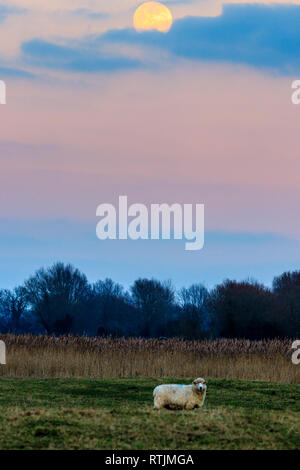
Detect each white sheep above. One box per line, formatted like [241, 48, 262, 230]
[153, 378, 207, 410]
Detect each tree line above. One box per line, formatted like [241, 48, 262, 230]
[0, 262, 299, 339]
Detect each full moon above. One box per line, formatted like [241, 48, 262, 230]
[134, 2, 173, 33]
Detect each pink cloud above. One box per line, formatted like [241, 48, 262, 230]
[1, 64, 299, 237]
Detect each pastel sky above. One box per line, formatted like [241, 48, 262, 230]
[1, 0, 300, 289]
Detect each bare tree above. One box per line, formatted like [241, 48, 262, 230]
[177, 284, 209, 339]
[131, 278, 175, 337]
[178, 284, 208, 310]
[23, 262, 90, 335]
[89, 279, 136, 337]
[209, 280, 281, 339]
[273, 271, 300, 336]
[0, 287, 27, 330]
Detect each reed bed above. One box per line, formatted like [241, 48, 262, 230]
[0, 335, 298, 383]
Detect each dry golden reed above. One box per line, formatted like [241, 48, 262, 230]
[0, 335, 298, 384]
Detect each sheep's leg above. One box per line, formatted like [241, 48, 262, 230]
[185, 402, 195, 410]
[153, 396, 163, 410]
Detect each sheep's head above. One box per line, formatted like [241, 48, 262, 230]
[192, 377, 207, 394]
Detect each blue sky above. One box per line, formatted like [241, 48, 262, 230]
[1, 218, 300, 290]
[0, 0, 300, 290]
[0, 4, 300, 76]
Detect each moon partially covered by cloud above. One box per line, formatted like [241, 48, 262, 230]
[134, 2, 173, 33]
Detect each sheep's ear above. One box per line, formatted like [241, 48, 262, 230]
[192, 380, 197, 385]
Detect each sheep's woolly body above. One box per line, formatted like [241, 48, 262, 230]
[153, 378, 207, 410]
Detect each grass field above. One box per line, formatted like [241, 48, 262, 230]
[0, 377, 299, 450]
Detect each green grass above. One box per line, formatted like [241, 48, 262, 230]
[0, 377, 299, 450]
